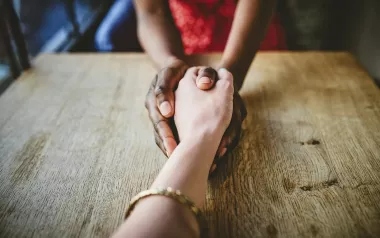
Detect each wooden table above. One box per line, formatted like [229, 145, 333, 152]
[0, 53, 379, 237]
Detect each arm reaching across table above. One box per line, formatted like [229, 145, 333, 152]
[112, 68, 234, 238]
[134, 0, 257, 159]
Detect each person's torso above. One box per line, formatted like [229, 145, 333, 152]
[169, 0, 286, 54]
[169, 0, 237, 54]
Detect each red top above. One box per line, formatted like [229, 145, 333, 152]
[169, 0, 287, 54]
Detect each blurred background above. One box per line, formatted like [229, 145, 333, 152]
[1, 0, 379, 91]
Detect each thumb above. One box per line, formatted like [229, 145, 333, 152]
[216, 68, 234, 93]
[196, 67, 218, 90]
[155, 74, 175, 118]
[155, 66, 185, 118]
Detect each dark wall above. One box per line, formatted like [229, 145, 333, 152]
[279, 0, 347, 50]
[279, 0, 379, 84]
[343, 0, 380, 84]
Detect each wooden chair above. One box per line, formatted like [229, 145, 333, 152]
[0, 0, 31, 80]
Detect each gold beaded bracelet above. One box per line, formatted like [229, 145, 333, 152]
[125, 187, 203, 224]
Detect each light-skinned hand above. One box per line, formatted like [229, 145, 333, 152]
[174, 67, 234, 146]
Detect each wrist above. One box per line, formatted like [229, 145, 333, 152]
[180, 127, 223, 152]
[175, 132, 220, 168]
[163, 56, 188, 69]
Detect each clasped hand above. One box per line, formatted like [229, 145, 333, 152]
[145, 59, 246, 171]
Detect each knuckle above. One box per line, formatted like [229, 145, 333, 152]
[154, 85, 167, 97]
[154, 119, 177, 140]
[159, 67, 174, 80]
[146, 103, 158, 121]
[223, 80, 232, 89]
[228, 133, 241, 149]
[148, 113, 165, 134]
[159, 66, 171, 75]
[155, 69, 173, 93]
[228, 75, 234, 84]
[153, 118, 168, 130]
[154, 136, 161, 147]
[145, 80, 156, 109]
[222, 70, 232, 78]
[220, 69, 233, 79]
[241, 105, 247, 119]
[151, 74, 158, 87]
[144, 93, 153, 109]
[154, 131, 162, 145]
[230, 141, 238, 150]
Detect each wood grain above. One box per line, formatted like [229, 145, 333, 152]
[0, 53, 379, 237]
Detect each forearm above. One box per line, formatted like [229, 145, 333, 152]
[113, 131, 221, 238]
[151, 131, 220, 206]
[220, 0, 276, 89]
[134, 1, 185, 68]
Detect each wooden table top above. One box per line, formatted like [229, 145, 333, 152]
[0, 53, 379, 237]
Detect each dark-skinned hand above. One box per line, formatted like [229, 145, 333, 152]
[145, 60, 246, 173]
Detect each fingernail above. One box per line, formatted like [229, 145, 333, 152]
[219, 68, 228, 73]
[210, 164, 217, 173]
[159, 101, 172, 117]
[219, 147, 227, 157]
[198, 76, 212, 84]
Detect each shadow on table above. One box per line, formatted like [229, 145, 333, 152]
[205, 88, 281, 237]
[208, 87, 270, 183]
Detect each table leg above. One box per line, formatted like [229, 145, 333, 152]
[5, 0, 31, 70]
[0, 8, 20, 79]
